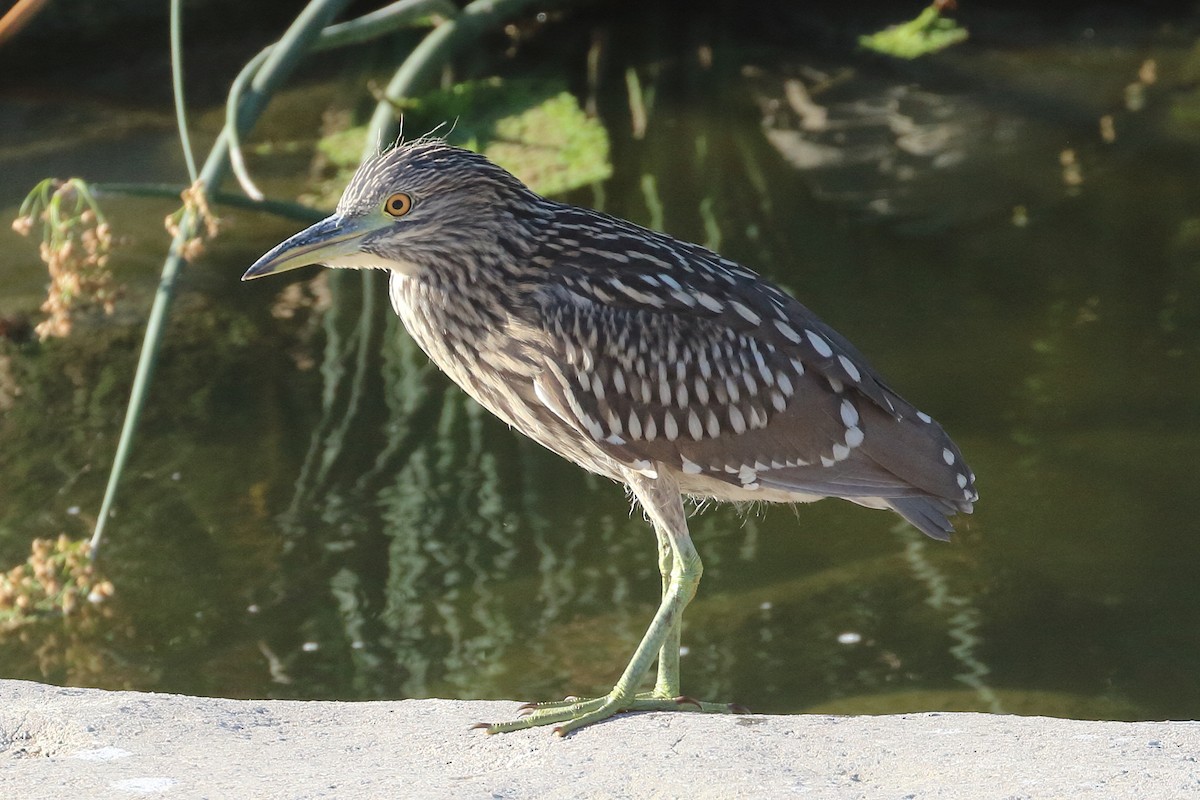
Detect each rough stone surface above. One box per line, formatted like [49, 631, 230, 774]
[1, 679, 1198, 798]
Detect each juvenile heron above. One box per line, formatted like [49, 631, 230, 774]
[244, 139, 977, 735]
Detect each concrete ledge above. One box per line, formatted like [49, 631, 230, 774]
[1, 679, 1197, 798]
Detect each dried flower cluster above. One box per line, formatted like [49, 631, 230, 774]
[164, 180, 221, 262]
[0, 534, 114, 631]
[12, 178, 122, 340]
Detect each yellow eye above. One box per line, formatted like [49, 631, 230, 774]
[384, 192, 413, 217]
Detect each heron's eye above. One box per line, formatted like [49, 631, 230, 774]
[384, 192, 413, 217]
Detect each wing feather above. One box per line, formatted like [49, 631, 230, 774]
[509, 207, 977, 527]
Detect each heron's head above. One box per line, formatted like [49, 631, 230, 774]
[243, 140, 538, 282]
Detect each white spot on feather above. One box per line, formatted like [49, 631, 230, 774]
[676, 383, 689, 409]
[663, 412, 679, 441]
[840, 399, 859, 428]
[749, 404, 767, 429]
[743, 372, 758, 396]
[706, 409, 721, 438]
[731, 301, 761, 325]
[806, 330, 834, 357]
[582, 414, 604, 440]
[774, 320, 802, 343]
[695, 292, 724, 313]
[628, 410, 643, 439]
[845, 426, 864, 448]
[533, 379, 555, 411]
[838, 355, 861, 382]
[670, 290, 697, 307]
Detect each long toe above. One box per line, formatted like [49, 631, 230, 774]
[476, 693, 745, 736]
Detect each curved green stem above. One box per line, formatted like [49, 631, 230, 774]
[227, 0, 457, 200]
[225, 49, 273, 201]
[169, 0, 198, 182]
[363, 0, 556, 153]
[90, 182, 327, 223]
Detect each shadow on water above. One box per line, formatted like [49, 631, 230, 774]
[2, 5, 1200, 722]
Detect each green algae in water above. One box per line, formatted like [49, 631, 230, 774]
[318, 79, 611, 197]
[858, 4, 968, 60]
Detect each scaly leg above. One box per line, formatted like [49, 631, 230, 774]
[478, 470, 741, 736]
[652, 521, 682, 697]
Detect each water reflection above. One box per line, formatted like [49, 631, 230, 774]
[263, 273, 764, 701]
[3, 10, 1200, 722]
[247, 263, 998, 714]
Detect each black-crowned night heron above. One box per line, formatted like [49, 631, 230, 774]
[244, 139, 977, 736]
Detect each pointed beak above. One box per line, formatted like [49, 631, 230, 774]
[242, 214, 375, 280]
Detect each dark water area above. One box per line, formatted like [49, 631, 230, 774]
[1, 4, 1199, 722]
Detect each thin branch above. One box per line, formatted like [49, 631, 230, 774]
[170, 0, 198, 182]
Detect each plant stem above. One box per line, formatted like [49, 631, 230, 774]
[170, 0, 198, 182]
[227, 0, 457, 199]
[363, 0, 556, 153]
[90, 183, 327, 223]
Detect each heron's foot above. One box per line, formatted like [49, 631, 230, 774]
[473, 691, 746, 736]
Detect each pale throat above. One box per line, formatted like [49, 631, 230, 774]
[326, 251, 422, 277]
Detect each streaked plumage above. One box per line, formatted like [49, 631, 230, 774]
[245, 139, 977, 734]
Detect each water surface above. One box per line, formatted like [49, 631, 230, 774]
[1, 9, 1199, 722]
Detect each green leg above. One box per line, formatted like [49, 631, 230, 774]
[652, 517, 682, 697]
[478, 470, 741, 736]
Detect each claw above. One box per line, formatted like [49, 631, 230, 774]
[674, 695, 704, 710]
[469, 722, 495, 733]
